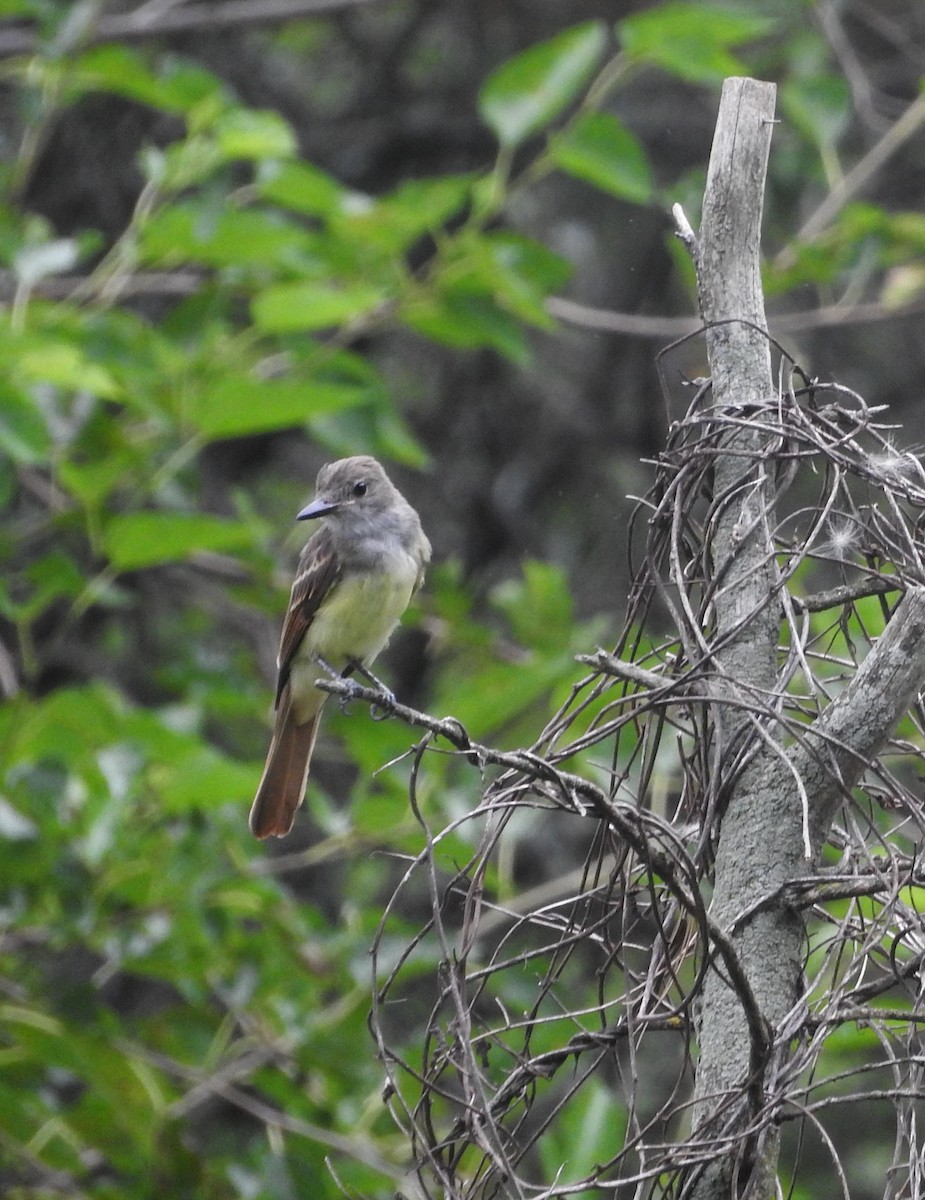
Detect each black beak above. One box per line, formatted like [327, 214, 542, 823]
[296, 497, 339, 521]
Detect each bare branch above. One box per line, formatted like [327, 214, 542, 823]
[776, 90, 925, 267]
[0, 0, 378, 57]
[546, 293, 925, 338]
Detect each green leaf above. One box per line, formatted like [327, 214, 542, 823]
[20, 551, 85, 619]
[142, 136, 225, 193]
[366, 405, 430, 467]
[307, 397, 429, 467]
[407, 230, 569, 336]
[491, 560, 574, 654]
[619, 4, 774, 84]
[338, 175, 473, 254]
[2, 684, 122, 771]
[58, 453, 135, 509]
[551, 111, 653, 202]
[71, 45, 223, 114]
[213, 108, 298, 161]
[16, 342, 120, 399]
[189, 376, 369, 438]
[251, 280, 385, 333]
[139, 204, 316, 269]
[479, 21, 607, 147]
[482, 233, 572, 326]
[440, 651, 572, 737]
[5, 1020, 165, 1170]
[0, 385, 50, 463]
[257, 160, 347, 218]
[102, 512, 252, 570]
[150, 744, 257, 813]
[402, 290, 530, 363]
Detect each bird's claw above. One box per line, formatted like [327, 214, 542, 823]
[345, 659, 395, 719]
[369, 687, 396, 721]
[314, 657, 396, 717]
[337, 679, 366, 714]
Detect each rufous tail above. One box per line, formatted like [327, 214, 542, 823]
[249, 687, 321, 839]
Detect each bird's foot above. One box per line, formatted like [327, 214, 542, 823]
[313, 656, 363, 711]
[346, 659, 396, 718]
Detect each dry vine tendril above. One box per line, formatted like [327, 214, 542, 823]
[313, 346, 925, 1198]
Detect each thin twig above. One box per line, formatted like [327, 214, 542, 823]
[0, 0, 378, 56]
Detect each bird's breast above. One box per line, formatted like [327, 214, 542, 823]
[295, 548, 420, 677]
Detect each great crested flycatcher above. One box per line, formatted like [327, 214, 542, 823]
[249, 455, 431, 840]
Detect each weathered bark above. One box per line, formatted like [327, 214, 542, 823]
[687, 77, 799, 1200]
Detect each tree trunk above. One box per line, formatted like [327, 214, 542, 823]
[686, 77, 925, 1199]
[686, 76, 801, 1200]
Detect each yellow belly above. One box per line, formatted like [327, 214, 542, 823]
[287, 563, 417, 721]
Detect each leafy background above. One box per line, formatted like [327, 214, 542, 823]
[1, 0, 925, 1196]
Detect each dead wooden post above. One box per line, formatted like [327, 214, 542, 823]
[683, 77, 925, 1199]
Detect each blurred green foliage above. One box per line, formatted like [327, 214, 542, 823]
[0, 1, 923, 1197]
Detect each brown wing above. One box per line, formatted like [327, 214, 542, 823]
[274, 525, 341, 707]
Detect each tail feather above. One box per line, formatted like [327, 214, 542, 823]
[249, 686, 322, 839]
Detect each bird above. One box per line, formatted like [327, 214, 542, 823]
[249, 455, 431, 839]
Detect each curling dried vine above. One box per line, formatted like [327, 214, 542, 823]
[315, 351, 925, 1198]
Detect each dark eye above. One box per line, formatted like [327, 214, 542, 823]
[352, 480, 367, 497]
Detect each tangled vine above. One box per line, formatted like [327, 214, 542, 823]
[321, 350, 925, 1199]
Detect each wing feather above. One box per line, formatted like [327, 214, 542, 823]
[274, 526, 341, 706]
